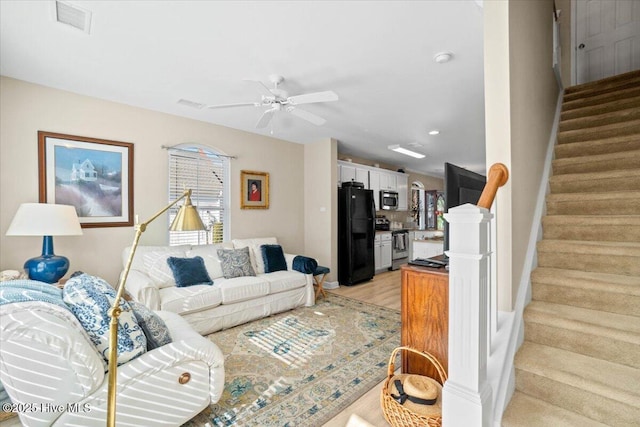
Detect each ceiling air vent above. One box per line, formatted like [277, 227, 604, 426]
[54, 1, 92, 34]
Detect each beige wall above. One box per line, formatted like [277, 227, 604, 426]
[485, 0, 560, 310]
[304, 138, 338, 281]
[557, 0, 573, 86]
[0, 77, 305, 285]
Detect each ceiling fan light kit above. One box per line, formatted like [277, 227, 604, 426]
[180, 75, 338, 129]
[388, 145, 426, 159]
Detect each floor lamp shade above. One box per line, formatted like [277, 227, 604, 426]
[6, 203, 83, 283]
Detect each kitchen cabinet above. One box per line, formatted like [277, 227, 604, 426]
[369, 171, 381, 210]
[374, 232, 392, 271]
[337, 160, 409, 211]
[379, 172, 397, 191]
[401, 264, 449, 382]
[397, 174, 408, 211]
[339, 162, 369, 188]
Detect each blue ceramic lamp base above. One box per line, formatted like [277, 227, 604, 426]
[25, 236, 70, 284]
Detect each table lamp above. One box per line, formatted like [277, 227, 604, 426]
[5, 203, 83, 283]
[107, 189, 205, 427]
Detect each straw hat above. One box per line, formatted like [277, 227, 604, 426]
[387, 373, 442, 417]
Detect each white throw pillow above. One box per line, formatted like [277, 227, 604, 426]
[232, 237, 278, 275]
[143, 252, 177, 288]
[186, 243, 232, 280]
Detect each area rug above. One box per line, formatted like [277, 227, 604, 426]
[182, 294, 401, 427]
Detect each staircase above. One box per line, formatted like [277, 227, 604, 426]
[502, 70, 640, 426]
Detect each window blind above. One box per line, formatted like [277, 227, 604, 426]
[168, 147, 228, 246]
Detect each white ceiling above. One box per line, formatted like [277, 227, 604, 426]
[0, 0, 486, 177]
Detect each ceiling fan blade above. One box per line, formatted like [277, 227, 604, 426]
[287, 91, 338, 105]
[243, 79, 275, 97]
[205, 102, 259, 110]
[256, 107, 278, 128]
[287, 107, 327, 126]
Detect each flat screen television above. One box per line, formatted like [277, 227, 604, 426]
[443, 162, 487, 255]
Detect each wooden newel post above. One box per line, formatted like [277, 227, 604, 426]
[477, 163, 509, 209]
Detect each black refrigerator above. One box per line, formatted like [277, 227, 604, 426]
[338, 183, 375, 286]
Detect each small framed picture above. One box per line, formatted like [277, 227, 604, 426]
[38, 131, 134, 228]
[240, 170, 269, 209]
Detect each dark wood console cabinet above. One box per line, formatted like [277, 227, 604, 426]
[400, 264, 449, 383]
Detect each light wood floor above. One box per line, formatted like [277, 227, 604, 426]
[322, 269, 401, 427]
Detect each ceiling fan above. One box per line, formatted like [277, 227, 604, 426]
[179, 74, 338, 128]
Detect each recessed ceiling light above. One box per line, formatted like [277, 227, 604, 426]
[428, 130, 440, 135]
[388, 145, 425, 159]
[433, 52, 453, 64]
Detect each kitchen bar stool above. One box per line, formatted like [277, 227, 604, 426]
[313, 266, 330, 300]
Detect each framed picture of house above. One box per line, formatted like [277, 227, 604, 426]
[240, 170, 269, 209]
[38, 131, 134, 228]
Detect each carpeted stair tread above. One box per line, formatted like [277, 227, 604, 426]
[525, 300, 640, 335]
[559, 106, 640, 133]
[561, 95, 640, 122]
[554, 134, 640, 158]
[537, 240, 640, 276]
[564, 70, 640, 96]
[531, 267, 640, 316]
[552, 148, 640, 175]
[563, 76, 640, 103]
[562, 86, 640, 112]
[502, 391, 609, 427]
[549, 168, 640, 193]
[524, 302, 640, 368]
[541, 215, 640, 242]
[546, 191, 640, 215]
[514, 342, 640, 425]
[557, 118, 640, 144]
[532, 267, 640, 294]
[515, 342, 640, 404]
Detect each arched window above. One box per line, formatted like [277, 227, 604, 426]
[167, 144, 230, 246]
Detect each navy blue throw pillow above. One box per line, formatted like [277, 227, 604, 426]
[167, 256, 213, 287]
[261, 244, 288, 273]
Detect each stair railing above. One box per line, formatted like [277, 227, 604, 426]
[442, 163, 509, 427]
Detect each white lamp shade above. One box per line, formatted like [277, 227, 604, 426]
[6, 203, 83, 236]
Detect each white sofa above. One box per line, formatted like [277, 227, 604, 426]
[122, 237, 315, 335]
[0, 298, 225, 427]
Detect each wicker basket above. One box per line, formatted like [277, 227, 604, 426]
[380, 346, 447, 427]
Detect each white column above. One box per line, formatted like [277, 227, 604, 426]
[442, 204, 493, 427]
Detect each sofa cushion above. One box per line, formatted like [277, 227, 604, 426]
[63, 273, 146, 365]
[261, 244, 288, 273]
[261, 270, 307, 295]
[129, 301, 172, 350]
[143, 249, 189, 289]
[232, 237, 278, 274]
[159, 284, 223, 315]
[218, 276, 269, 304]
[186, 243, 233, 280]
[217, 247, 256, 279]
[167, 256, 213, 288]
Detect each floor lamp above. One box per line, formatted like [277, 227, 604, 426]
[107, 189, 206, 427]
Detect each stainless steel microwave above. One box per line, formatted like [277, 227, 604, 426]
[380, 190, 399, 210]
